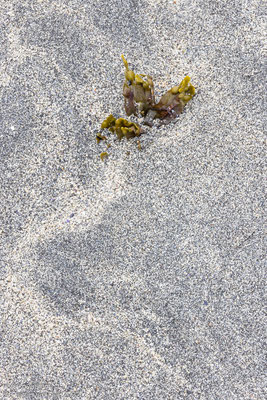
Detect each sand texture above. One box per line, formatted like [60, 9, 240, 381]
[0, 0, 266, 399]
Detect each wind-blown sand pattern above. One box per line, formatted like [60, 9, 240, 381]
[0, 0, 266, 399]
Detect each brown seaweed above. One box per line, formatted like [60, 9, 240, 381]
[96, 133, 107, 143]
[121, 55, 195, 126]
[97, 56, 196, 160]
[122, 54, 155, 117]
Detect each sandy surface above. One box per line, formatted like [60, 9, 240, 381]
[0, 0, 266, 399]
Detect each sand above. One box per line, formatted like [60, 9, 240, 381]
[0, 0, 266, 399]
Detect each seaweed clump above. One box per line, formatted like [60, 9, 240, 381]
[97, 55, 196, 159]
[97, 114, 141, 160]
[101, 114, 141, 140]
[121, 54, 155, 117]
[121, 55, 195, 126]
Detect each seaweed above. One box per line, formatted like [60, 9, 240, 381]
[101, 114, 141, 140]
[97, 55, 196, 159]
[121, 54, 155, 117]
[100, 152, 108, 161]
[144, 76, 195, 126]
[96, 133, 107, 143]
[121, 55, 195, 126]
[136, 140, 142, 150]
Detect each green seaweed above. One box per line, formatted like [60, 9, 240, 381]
[101, 114, 141, 140]
[97, 55, 196, 159]
[100, 152, 108, 161]
[121, 55, 195, 126]
[144, 76, 196, 126]
[122, 54, 155, 117]
[101, 114, 116, 130]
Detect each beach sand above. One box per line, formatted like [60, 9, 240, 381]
[0, 0, 266, 398]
